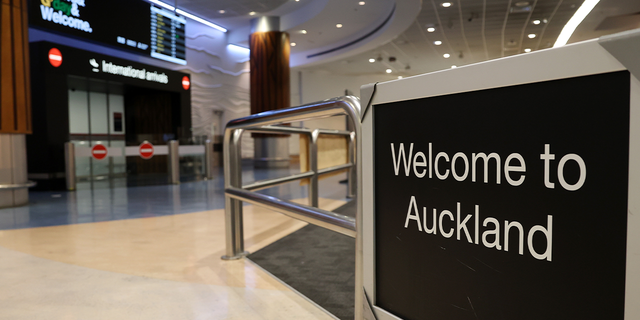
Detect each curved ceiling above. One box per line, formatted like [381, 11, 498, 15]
[176, 0, 640, 76]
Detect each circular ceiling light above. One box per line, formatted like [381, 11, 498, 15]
[524, 48, 531, 52]
[427, 27, 436, 32]
[336, 23, 343, 28]
[369, 58, 375, 63]
[451, 65, 457, 68]
[291, 42, 297, 47]
[528, 33, 536, 39]
[532, 19, 540, 25]
[249, 11, 256, 16]
[397, 76, 403, 79]
[443, 53, 450, 58]
[434, 40, 442, 45]
[359, 1, 365, 5]
[386, 69, 392, 73]
[301, 30, 307, 34]
[218, 10, 225, 14]
[441, 2, 452, 7]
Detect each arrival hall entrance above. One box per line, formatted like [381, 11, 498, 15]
[28, 42, 194, 190]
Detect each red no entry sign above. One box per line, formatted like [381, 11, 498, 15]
[139, 141, 154, 159]
[182, 76, 190, 90]
[48, 48, 62, 67]
[91, 144, 108, 160]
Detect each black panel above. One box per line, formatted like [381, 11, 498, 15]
[373, 71, 630, 320]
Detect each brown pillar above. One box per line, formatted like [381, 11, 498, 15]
[0, 0, 32, 207]
[249, 16, 291, 168]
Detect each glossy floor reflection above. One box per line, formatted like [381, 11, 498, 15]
[0, 165, 349, 319]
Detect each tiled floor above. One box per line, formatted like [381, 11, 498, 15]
[0, 166, 350, 319]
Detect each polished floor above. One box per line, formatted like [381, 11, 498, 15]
[0, 166, 350, 319]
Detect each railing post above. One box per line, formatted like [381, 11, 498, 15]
[348, 131, 356, 199]
[64, 142, 76, 191]
[205, 139, 214, 180]
[308, 129, 320, 208]
[222, 128, 248, 260]
[168, 140, 180, 184]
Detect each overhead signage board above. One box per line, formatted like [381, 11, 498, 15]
[32, 42, 190, 92]
[360, 31, 640, 320]
[30, 0, 187, 65]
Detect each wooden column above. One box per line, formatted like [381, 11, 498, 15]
[249, 31, 290, 114]
[0, 0, 31, 134]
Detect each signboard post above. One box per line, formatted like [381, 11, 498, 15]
[360, 30, 640, 320]
[91, 144, 107, 160]
[139, 141, 154, 159]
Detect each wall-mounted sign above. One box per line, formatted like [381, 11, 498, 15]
[48, 47, 62, 67]
[30, 0, 187, 65]
[91, 144, 107, 160]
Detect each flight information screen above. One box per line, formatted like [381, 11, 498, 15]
[30, 0, 187, 65]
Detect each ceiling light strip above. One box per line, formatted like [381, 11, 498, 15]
[553, 0, 599, 47]
[147, 0, 227, 32]
[534, 0, 563, 50]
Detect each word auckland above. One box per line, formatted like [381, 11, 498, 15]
[405, 196, 553, 261]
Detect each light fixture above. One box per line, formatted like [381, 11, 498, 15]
[528, 33, 536, 39]
[443, 53, 450, 58]
[249, 11, 256, 16]
[441, 2, 452, 7]
[451, 65, 457, 68]
[301, 30, 307, 34]
[386, 69, 392, 73]
[228, 44, 250, 54]
[149, 0, 227, 32]
[532, 19, 540, 25]
[397, 76, 403, 79]
[369, 58, 375, 63]
[218, 10, 225, 14]
[434, 40, 442, 45]
[524, 48, 531, 52]
[554, 0, 600, 47]
[359, 1, 365, 5]
[427, 27, 436, 32]
[336, 23, 343, 28]
[291, 42, 296, 47]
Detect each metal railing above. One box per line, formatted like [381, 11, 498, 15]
[222, 96, 363, 319]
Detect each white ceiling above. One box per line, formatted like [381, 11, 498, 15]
[175, 0, 640, 77]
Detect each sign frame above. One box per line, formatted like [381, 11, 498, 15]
[360, 30, 640, 320]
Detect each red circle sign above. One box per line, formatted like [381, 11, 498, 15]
[182, 76, 190, 90]
[91, 144, 108, 160]
[139, 142, 154, 159]
[48, 48, 62, 67]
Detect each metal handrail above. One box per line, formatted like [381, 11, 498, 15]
[221, 96, 363, 319]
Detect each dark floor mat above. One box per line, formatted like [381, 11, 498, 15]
[248, 200, 357, 320]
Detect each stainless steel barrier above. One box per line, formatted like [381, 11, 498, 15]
[65, 142, 76, 191]
[221, 96, 363, 319]
[204, 140, 214, 180]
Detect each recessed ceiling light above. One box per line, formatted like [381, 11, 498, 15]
[218, 10, 225, 14]
[434, 40, 442, 45]
[301, 30, 307, 34]
[441, 2, 452, 7]
[249, 11, 256, 16]
[336, 23, 343, 28]
[451, 65, 457, 68]
[397, 76, 403, 79]
[386, 69, 392, 73]
[524, 48, 531, 52]
[528, 33, 536, 38]
[443, 53, 450, 58]
[515, 1, 530, 7]
[291, 42, 296, 47]
[359, 1, 365, 5]
[532, 19, 541, 25]
[427, 27, 436, 32]
[369, 58, 375, 63]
